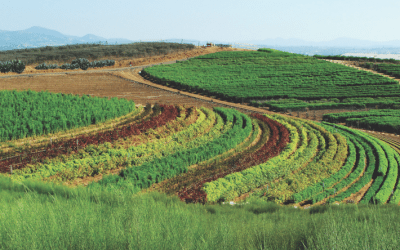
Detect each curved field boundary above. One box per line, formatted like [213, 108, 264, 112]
[150, 116, 267, 197]
[365, 132, 400, 204]
[298, 129, 364, 206]
[88, 108, 253, 193]
[178, 114, 287, 203]
[0, 105, 178, 173]
[258, 118, 347, 205]
[307, 135, 365, 206]
[230, 117, 322, 204]
[204, 115, 296, 202]
[0, 105, 146, 157]
[320, 123, 393, 204]
[9, 106, 204, 184]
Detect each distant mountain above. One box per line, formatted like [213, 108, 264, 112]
[0, 26, 134, 51]
[2, 26, 400, 52]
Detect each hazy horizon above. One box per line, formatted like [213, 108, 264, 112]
[1, 0, 400, 42]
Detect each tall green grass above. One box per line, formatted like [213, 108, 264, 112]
[0, 176, 399, 249]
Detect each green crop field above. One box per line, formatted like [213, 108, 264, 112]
[0, 90, 135, 142]
[142, 49, 400, 110]
[323, 109, 400, 134]
[362, 62, 400, 78]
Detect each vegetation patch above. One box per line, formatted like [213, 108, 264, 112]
[323, 109, 400, 134]
[0, 90, 135, 142]
[142, 49, 400, 106]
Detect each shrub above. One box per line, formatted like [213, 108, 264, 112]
[72, 58, 90, 70]
[35, 63, 59, 70]
[0, 60, 25, 74]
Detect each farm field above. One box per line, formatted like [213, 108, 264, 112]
[143, 49, 400, 111]
[323, 109, 400, 134]
[2, 46, 400, 249]
[2, 88, 400, 249]
[2, 89, 400, 206]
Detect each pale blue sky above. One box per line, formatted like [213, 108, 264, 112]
[2, 0, 400, 42]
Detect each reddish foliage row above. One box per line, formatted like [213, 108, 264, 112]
[178, 113, 290, 204]
[0, 105, 179, 173]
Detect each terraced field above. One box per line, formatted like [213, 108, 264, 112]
[1, 89, 399, 208]
[4, 47, 400, 250]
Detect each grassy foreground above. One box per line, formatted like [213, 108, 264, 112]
[0, 178, 399, 250]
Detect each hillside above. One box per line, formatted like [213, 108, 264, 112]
[1, 48, 400, 249]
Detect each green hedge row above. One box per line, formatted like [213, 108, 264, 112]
[35, 59, 115, 70]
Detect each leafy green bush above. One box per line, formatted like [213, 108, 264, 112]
[0, 60, 25, 73]
[35, 63, 59, 70]
[89, 60, 115, 68]
[59, 63, 80, 70]
[72, 58, 90, 70]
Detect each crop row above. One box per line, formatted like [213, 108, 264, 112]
[10, 106, 193, 183]
[319, 123, 398, 204]
[203, 114, 299, 202]
[90, 108, 254, 194]
[26, 107, 220, 185]
[0, 104, 178, 173]
[176, 117, 261, 203]
[0, 90, 136, 142]
[217, 117, 329, 203]
[292, 130, 359, 204]
[258, 118, 348, 204]
[362, 63, 400, 78]
[358, 133, 397, 204]
[61, 106, 221, 184]
[308, 134, 365, 204]
[313, 55, 400, 63]
[251, 98, 400, 112]
[363, 133, 400, 204]
[323, 110, 400, 134]
[178, 113, 287, 203]
[142, 50, 400, 103]
[154, 116, 268, 198]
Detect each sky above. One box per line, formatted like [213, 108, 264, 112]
[1, 0, 400, 42]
